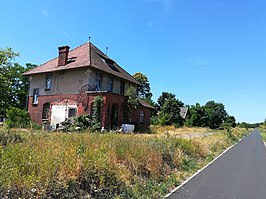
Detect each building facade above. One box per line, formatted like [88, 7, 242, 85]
[23, 42, 153, 131]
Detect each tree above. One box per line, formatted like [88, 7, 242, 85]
[204, 101, 227, 129]
[185, 103, 208, 127]
[159, 97, 183, 126]
[156, 92, 184, 111]
[156, 92, 184, 127]
[0, 47, 37, 118]
[0, 47, 19, 66]
[223, 116, 236, 128]
[0, 47, 19, 117]
[126, 87, 138, 110]
[133, 72, 152, 100]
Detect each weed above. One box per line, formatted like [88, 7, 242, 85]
[0, 127, 249, 198]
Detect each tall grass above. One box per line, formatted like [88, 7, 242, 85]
[259, 124, 266, 141]
[0, 127, 249, 198]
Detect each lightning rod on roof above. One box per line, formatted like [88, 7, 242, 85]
[106, 47, 109, 55]
[88, 36, 91, 42]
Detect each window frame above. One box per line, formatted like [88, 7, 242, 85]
[96, 72, 103, 91]
[108, 76, 114, 92]
[68, 108, 77, 118]
[139, 110, 145, 124]
[32, 88, 39, 104]
[42, 102, 50, 120]
[45, 73, 52, 90]
[120, 80, 125, 95]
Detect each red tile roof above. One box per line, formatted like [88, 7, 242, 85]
[23, 42, 140, 85]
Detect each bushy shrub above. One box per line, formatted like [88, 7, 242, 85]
[91, 96, 104, 132]
[5, 107, 30, 128]
[60, 96, 103, 132]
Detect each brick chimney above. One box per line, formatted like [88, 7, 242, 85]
[58, 45, 70, 66]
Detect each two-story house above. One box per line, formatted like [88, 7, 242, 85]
[23, 42, 154, 131]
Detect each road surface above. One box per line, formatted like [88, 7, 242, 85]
[167, 129, 266, 199]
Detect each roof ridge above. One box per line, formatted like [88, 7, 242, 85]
[89, 43, 140, 85]
[37, 42, 89, 68]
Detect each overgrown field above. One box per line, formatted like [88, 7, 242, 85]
[0, 127, 249, 198]
[259, 124, 266, 141]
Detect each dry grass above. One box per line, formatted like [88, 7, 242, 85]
[0, 126, 249, 198]
[151, 125, 214, 135]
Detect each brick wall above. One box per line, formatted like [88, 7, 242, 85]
[28, 93, 88, 125]
[28, 92, 151, 131]
[128, 107, 151, 132]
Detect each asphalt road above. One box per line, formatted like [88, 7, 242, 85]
[167, 129, 266, 199]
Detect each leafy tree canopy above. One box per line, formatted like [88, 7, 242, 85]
[156, 92, 184, 127]
[156, 92, 184, 111]
[223, 115, 236, 128]
[126, 87, 138, 110]
[133, 72, 152, 100]
[204, 101, 227, 129]
[0, 47, 37, 118]
[185, 103, 208, 127]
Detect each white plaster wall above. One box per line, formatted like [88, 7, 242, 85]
[29, 67, 137, 96]
[50, 104, 77, 128]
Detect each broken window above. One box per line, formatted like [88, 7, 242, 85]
[139, 110, 145, 124]
[32, 88, 39, 104]
[96, 72, 103, 91]
[108, 76, 114, 92]
[42, 103, 50, 119]
[68, 108, 77, 117]
[46, 73, 52, 90]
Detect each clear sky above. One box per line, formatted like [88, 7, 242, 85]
[1, 0, 266, 123]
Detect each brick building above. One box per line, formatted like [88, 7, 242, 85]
[23, 42, 154, 131]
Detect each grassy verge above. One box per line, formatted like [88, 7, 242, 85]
[0, 127, 249, 198]
[259, 124, 266, 141]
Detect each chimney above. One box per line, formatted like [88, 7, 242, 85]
[58, 45, 70, 66]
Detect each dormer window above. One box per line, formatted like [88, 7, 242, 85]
[98, 53, 120, 72]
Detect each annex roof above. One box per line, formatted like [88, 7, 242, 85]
[23, 42, 140, 85]
[138, 99, 155, 109]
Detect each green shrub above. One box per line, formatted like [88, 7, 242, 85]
[6, 107, 30, 128]
[91, 96, 104, 132]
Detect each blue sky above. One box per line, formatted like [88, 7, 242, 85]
[1, 0, 266, 123]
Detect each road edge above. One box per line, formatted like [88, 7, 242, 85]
[164, 131, 252, 198]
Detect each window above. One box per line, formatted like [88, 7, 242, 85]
[108, 76, 114, 92]
[139, 110, 145, 124]
[46, 73, 52, 90]
[32, 88, 39, 104]
[42, 103, 50, 119]
[120, 80, 125, 95]
[96, 72, 103, 91]
[68, 108, 77, 117]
